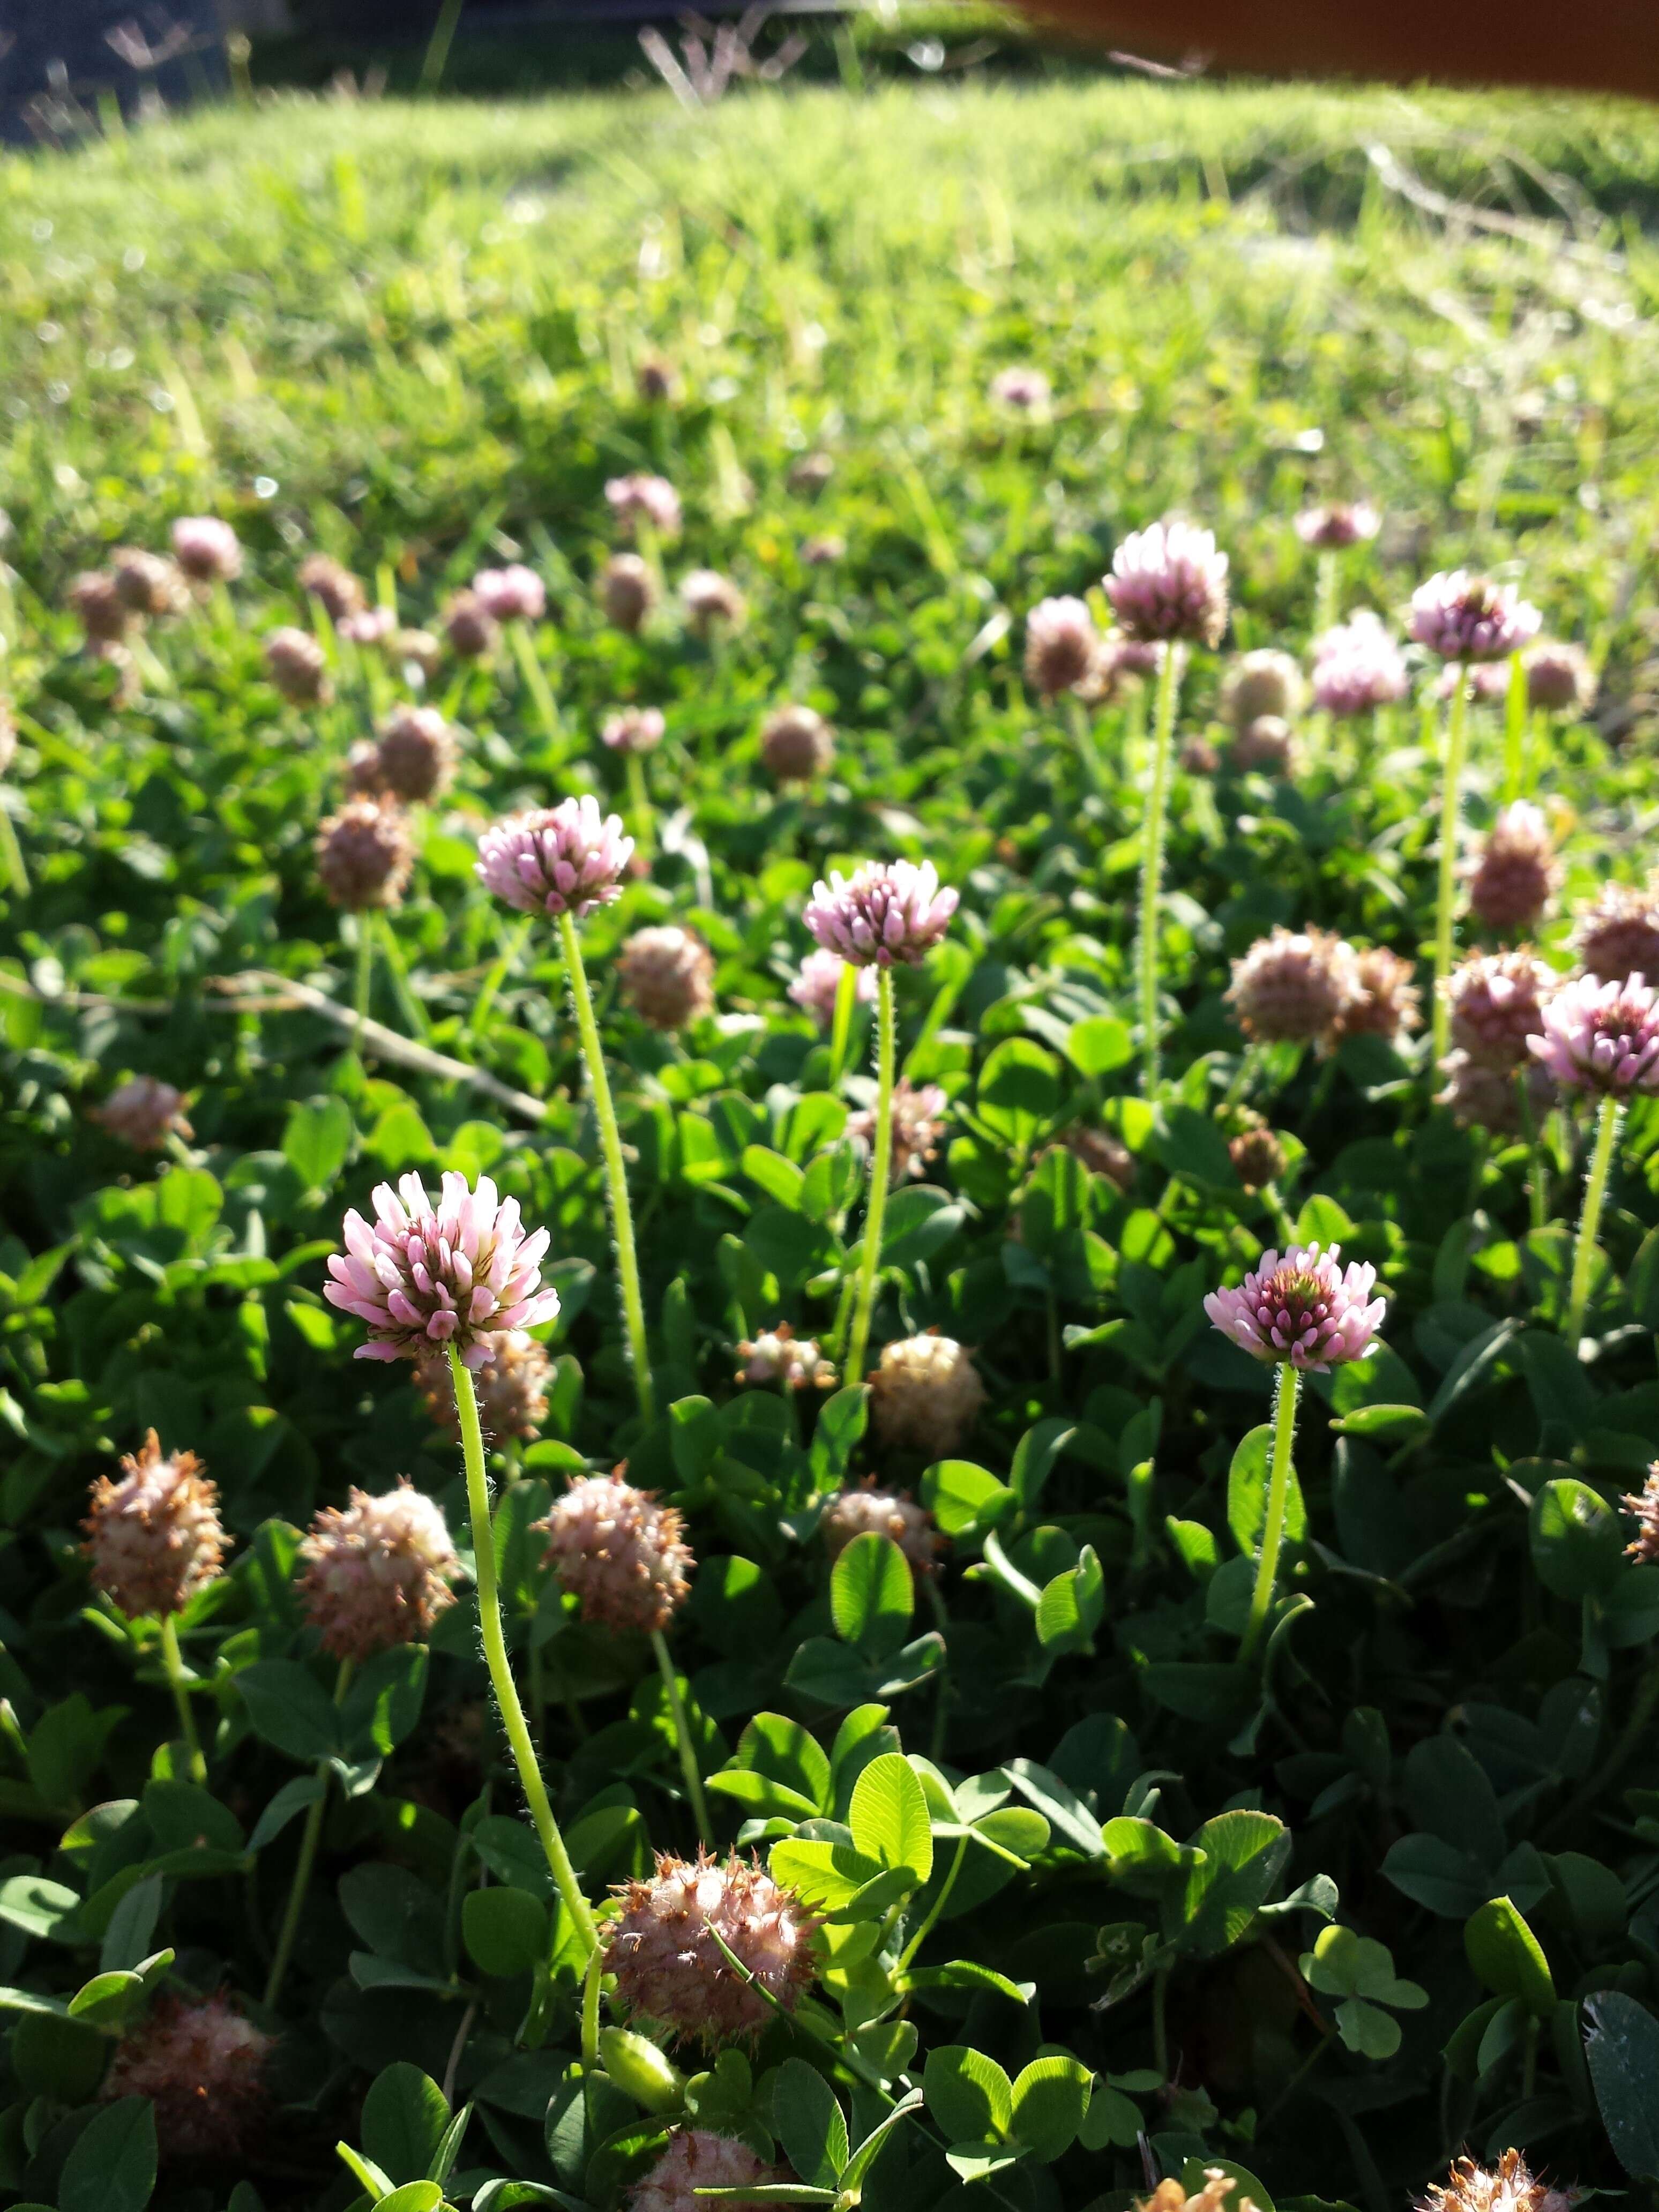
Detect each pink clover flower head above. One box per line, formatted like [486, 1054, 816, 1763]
[1295, 500, 1381, 549]
[602, 706, 666, 754]
[1529, 973, 1659, 1097]
[1311, 612, 1409, 716]
[990, 365, 1051, 412]
[476, 797, 634, 920]
[1105, 520, 1229, 648]
[339, 605, 397, 647]
[1024, 596, 1101, 699]
[325, 1171, 561, 1367]
[1408, 570, 1541, 662]
[170, 516, 241, 582]
[1204, 1243, 1385, 1372]
[804, 859, 958, 968]
[788, 948, 877, 1027]
[473, 563, 546, 624]
[606, 473, 682, 537]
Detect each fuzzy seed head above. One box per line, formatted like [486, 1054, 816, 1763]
[630, 2133, 782, 2212]
[473, 563, 545, 624]
[788, 948, 877, 1027]
[111, 547, 188, 617]
[1230, 716, 1297, 776]
[823, 1477, 942, 1574]
[1572, 882, 1659, 986]
[1229, 1126, 1287, 1191]
[419, 1328, 553, 1444]
[619, 925, 716, 1032]
[1529, 972, 1659, 1096]
[69, 570, 131, 643]
[602, 554, 658, 633]
[373, 705, 458, 804]
[1467, 803, 1560, 932]
[1024, 596, 1101, 699]
[1311, 612, 1409, 716]
[475, 796, 634, 920]
[102, 1992, 272, 2162]
[606, 474, 683, 537]
[1436, 1050, 1555, 1136]
[264, 625, 331, 705]
[539, 1471, 693, 1634]
[1622, 1464, 1659, 1563]
[170, 516, 241, 582]
[1106, 521, 1230, 648]
[761, 703, 836, 782]
[298, 554, 364, 623]
[298, 1479, 459, 1661]
[443, 589, 498, 659]
[1295, 501, 1380, 549]
[1226, 926, 1360, 1048]
[804, 859, 958, 969]
[1223, 648, 1304, 728]
[1335, 946, 1422, 1045]
[1445, 951, 1555, 1067]
[1525, 639, 1595, 714]
[847, 1077, 947, 1184]
[681, 569, 745, 631]
[1409, 571, 1541, 662]
[1415, 2150, 1576, 2212]
[85, 1431, 226, 1618]
[316, 796, 414, 911]
[606, 1851, 816, 2046]
[1204, 1242, 1385, 1371]
[94, 1075, 193, 1151]
[869, 1332, 985, 1455]
[602, 706, 666, 754]
[325, 1170, 561, 1367]
[736, 1322, 836, 1392]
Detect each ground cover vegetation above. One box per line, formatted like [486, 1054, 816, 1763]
[1, 69, 1658, 2212]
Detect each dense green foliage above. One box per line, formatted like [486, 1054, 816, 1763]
[1, 72, 1658, 2212]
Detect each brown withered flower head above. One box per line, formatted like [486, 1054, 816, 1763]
[1229, 1123, 1288, 1192]
[618, 925, 716, 1032]
[869, 1332, 985, 1456]
[373, 705, 458, 804]
[1414, 2150, 1576, 2212]
[606, 1850, 817, 2048]
[419, 1328, 552, 1445]
[443, 589, 499, 660]
[1334, 946, 1422, 1047]
[102, 1992, 273, 2163]
[537, 1469, 693, 1634]
[1622, 1463, 1659, 1563]
[298, 1478, 460, 1662]
[602, 553, 657, 634]
[68, 570, 131, 645]
[85, 1431, 226, 1619]
[1056, 1124, 1135, 1191]
[1230, 716, 1297, 776]
[111, 547, 188, 618]
[821, 1477, 943, 1576]
[1571, 881, 1659, 987]
[760, 703, 836, 783]
[316, 796, 414, 911]
[846, 1078, 947, 1185]
[1226, 926, 1360, 1049]
[735, 1322, 836, 1392]
[1444, 950, 1555, 1068]
[630, 2133, 782, 2212]
[1467, 803, 1560, 934]
[298, 554, 364, 624]
[264, 626, 332, 706]
[94, 1075, 193, 1152]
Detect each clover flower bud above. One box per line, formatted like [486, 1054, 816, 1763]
[989, 365, 1050, 412]
[602, 706, 666, 754]
[419, 1328, 553, 1444]
[264, 625, 331, 705]
[325, 1171, 561, 1366]
[602, 552, 657, 632]
[1467, 802, 1560, 932]
[298, 554, 364, 623]
[538, 1470, 692, 1634]
[1023, 597, 1101, 699]
[630, 2133, 782, 2212]
[443, 589, 498, 659]
[171, 516, 242, 583]
[1226, 926, 1360, 1048]
[736, 1322, 836, 1392]
[847, 1077, 947, 1184]
[102, 1992, 272, 2162]
[374, 705, 458, 804]
[1415, 2150, 1577, 2212]
[1621, 1464, 1659, 1564]
[1311, 612, 1408, 716]
[473, 563, 545, 624]
[316, 796, 414, 911]
[1445, 951, 1555, 1067]
[1334, 946, 1421, 1046]
[619, 925, 715, 1031]
[788, 948, 877, 1027]
[789, 451, 834, 495]
[1229, 1125, 1288, 1191]
[606, 474, 683, 538]
[1222, 648, 1303, 728]
[1571, 882, 1659, 987]
[760, 703, 835, 782]
[804, 860, 957, 968]
[84, 1431, 226, 1618]
[1295, 501, 1381, 549]
[111, 547, 188, 617]
[869, 1332, 985, 1454]
[298, 1479, 460, 1661]
[1106, 521, 1229, 648]
[606, 1851, 816, 2046]
[1204, 1243, 1385, 1371]
[681, 569, 745, 632]
[94, 1075, 193, 1151]
[68, 570, 130, 644]
[1529, 973, 1659, 1097]
[822, 1477, 941, 1574]
[1525, 639, 1595, 715]
[1230, 716, 1297, 776]
[1409, 571, 1541, 662]
[475, 796, 634, 920]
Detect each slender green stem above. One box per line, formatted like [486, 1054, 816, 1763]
[581, 1942, 603, 2070]
[418, 0, 465, 93]
[352, 914, 375, 1038]
[625, 750, 654, 863]
[1575, 1651, 1659, 1819]
[468, 914, 533, 1043]
[264, 1657, 353, 2009]
[1313, 549, 1339, 641]
[1136, 644, 1181, 1093]
[376, 911, 431, 1040]
[159, 1612, 206, 1786]
[846, 967, 896, 1385]
[0, 805, 29, 898]
[1242, 1365, 1302, 1665]
[827, 959, 859, 1089]
[1502, 663, 1528, 803]
[449, 1344, 600, 1962]
[510, 620, 561, 744]
[1565, 1095, 1623, 1348]
[898, 1834, 968, 1971]
[557, 911, 654, 1423]
[1065, 693, 1106, 801]
[651, 1628, 713, 1843]
[1430, 676, 1471, 1064]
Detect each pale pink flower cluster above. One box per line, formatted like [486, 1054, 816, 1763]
[1571, 881, 1659, 985]
[1295, 501, 1380, 549]
[1226, 927, 1359, 1048]
[339, 605, 396, 647]
[804, 860, 957, 968]
[1525, 639, 1595, 714]
[1106, 521, 1229, 648]
[847, 1077, 948, 1183]
[1467, 802, 1560, 932]
[102, 1993, 272, 2161]
[298, 1479, 460, 1661]
[606, 1851, 816, 2046]
[299, 554, 363, 623]
[475, 796, 634, 920]
[602, 707, 666, 754]
[84, 1432, 226, 1619]
[1311, 612, 1409, 716]
[539, 1470, 693, 1634]
[472, 563, 545, 623]
[788, 948, 877, 1027]
[1445, 951, 1555, 1066]
[1409, 571, 1541, 662]
[325, 1172, 560, 1367]
[1204, 1243, 1385, 1372]
[1024, 596, 1101, 699]
[869, 1332, 985, 1453]
[680, 569, 745, 630]
[736, 1323, 836, 1392]
[606, 473, 682, 537]
[821, 1478, 942, 1575]
[619, 925, 716, 1031]
[990, 365, 1051, 412]
[1529, 974, 1659, 1096]
[170, 516, 241, 582]
[630, 2133, 781, 2212]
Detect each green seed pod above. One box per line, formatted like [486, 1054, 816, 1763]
[599, 2025, 684, 2113]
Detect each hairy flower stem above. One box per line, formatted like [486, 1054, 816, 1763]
[827, 959, 860, 1090]
[1565, 1095, 1623, 1348]
[510, 620, 561, 744]
[557, 911, 655, 1423]
[449, 1344, 600, 1964]
[264, 1657, 353, 2009]
[1430, 677, 1471, 1064]
[0, 806, 28, 899]
[1066, 694, 1107, 801]
[846, 967, 896, 1385]
[468, 915, 533, 1044]
[1136, 644, 1181, 1093]
[625, 751, 655, 863]
[1242, 1366, 1302, 1665]
[159, 1612, 206, 1785]
[650, 1628, 713, 1843]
